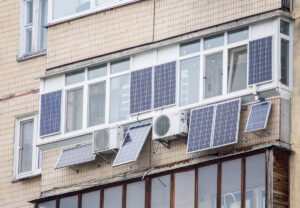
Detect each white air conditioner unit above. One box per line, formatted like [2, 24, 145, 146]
[93, 127, 124, 154]
[152, 111, 188, 141]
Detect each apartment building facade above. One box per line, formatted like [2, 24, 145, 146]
[0, 0, 298, 207]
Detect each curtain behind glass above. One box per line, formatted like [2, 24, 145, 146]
[19, 120, 33, 173]
[66, 88, 83, 132]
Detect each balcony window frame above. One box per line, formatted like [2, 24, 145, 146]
[14, 114, 41, 180]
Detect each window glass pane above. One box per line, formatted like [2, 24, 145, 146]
[25, 28, 32, 53]
[180, 40, 200, 56]
[110, 58, 130, 74]
[60, 196, 78, 208]
[38, 148, 42, 169]
[198, 164, 217, 208]
[280, 20, 290, 36]
[26, 0, 33, 24]
[38, 0, 48, 50]
[281, 39, 289, 86]
[109, 74, 130, 123]
[228, 46, 247, 92]
[228, 27, 248, 44]
[88, 82, 106, 127]
[82, 191, 100, 208]
[126, 181, 145, 208]
[53, 0, 91, 19]
[66, 88, 83, 132]
[246, 154, 266, 208]
[104, 186, 122, 208]
[66, 70, 85, 85]
[19, 120, 33, 174]
[204, 52, 223, 98]
[96, 0, 117, 7]
[221, 159, 241, 208]
[88, 64, 107, 80]
[38, 200, 56, 208]
[151, 175, 171, 208]
[180, 56, 200, 106]
[175, 170, 195, 208]
[204, 34, 224, 50]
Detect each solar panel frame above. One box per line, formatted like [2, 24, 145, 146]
[130, 67, 153, 115]
[186, 105, 216, 153]
[55, 143, 96, 169]
[248, 36, 273, 86]
[245, 101, 271, 132]
[153, 61, 177, 109]
[212, 98, 241, 148]
[40, 90, 62, 137]
[113, 123, 152, 167]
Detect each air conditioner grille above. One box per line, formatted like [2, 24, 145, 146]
[155, 115, 170, 137]
[94, 128, 110, 151]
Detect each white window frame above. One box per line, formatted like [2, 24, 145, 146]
[38, 18, 293, 144]
[14, 115, 41, 180]
[19, 0, 47, 58]
[48, 0, 139, 24]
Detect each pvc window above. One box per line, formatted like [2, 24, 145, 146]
[82, 191, 101, 208]
[279, 19, 291, 87]
[19, 0, 48, 57]
[15, 115, 41, 179]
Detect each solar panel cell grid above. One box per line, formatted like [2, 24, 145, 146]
[40, 90, 62, 136]
[187, 106, 215, 153]
[130, 67, 152, 114]
[113, 123, 152, 167]
[212, 99, 241, 147]
[245, 101, 271, 132]
[55, 143, 96, 169]
[248, 36, 272, 85]
[154, 61, 176, 108]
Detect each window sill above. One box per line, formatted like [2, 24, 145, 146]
[17, 49, 46, 62]
[12, 171, 41, 183]
[45, 0, 141, 28]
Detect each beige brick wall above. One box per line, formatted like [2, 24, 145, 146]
[41, 99, 281, 193]
[45, 0, 283, 69]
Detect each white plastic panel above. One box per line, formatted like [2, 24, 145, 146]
[133, 51, 154, 69]
[251, 20, 274, 40]
[43, 75, 64, 92]
[157, 45, 178, 64]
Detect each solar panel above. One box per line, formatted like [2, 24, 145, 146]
[113, 123, 152, 167]
[212, 99, 241, 147]
[55, 143, 96, 169]
[130, 67, 152, 114]
[154, 61, 176, 108]
[187, 105, 215, 153]
[248, 36, 272, 85]
[245, 101, 271, 132]
[40, 90, 62, 136]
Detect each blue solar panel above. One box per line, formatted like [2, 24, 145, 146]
[55, 143, 96, 169]
[245, 101, 271, 132]
[248, 36, 272, 85]
[187, 105, 215, 153]
[212, 99, 241, 147]
[40, 90, 62, 136]
[154, 61, 176, 108]
[130, 67, 152, 114]
[113, 123, 152, 167]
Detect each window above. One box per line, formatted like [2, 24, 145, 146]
[228, 27, 248, 44]
[221, 159, 242, 208]
[204, 52, 223, 98]
[174, 170, 195, 208]
[104, 186, 123, 208]
[204, 34, 224, 50]
[82, 191, 101, 208]
[66, 88, 84, 132]
[15, 115, 41, 178]
[126, 181, 145, 208]
[228, 46, 248, 92]
[50, 0, 137, 22]
[280, 20, 290, 87]
[151, 175, 171, 208]
[20, 0, 48, 56]
[60, 196, 78, 208]
[88, 82, 106, 127]
[38, 200, 56, 208]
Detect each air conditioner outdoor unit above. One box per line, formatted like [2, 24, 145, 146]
[152, 111, 188, 141]
[93, 127, 124, 154]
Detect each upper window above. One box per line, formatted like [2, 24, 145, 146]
[15, 115, 41, 179]
[279, 19, 291, 87]
[19, 0, 48, 57]
[50, 0, 138, 22]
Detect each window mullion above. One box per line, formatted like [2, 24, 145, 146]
[241, 157, 246, 208]
[217, 162, 222, 208]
